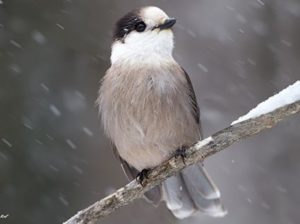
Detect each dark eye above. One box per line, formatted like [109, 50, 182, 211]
[135, 22, 146, 32]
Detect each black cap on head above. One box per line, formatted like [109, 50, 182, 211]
[113, 9, 143, 41]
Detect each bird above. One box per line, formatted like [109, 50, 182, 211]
[97, 6, 227, 219]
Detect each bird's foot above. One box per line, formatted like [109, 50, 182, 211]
[174, 145, 188, 165]
[136, 168, 151, 185]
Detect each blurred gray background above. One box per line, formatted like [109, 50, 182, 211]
[0, 0, 299, 223]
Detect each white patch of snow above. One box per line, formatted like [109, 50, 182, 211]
[232, 81, 300, 125]
[195, 136, 213, 149]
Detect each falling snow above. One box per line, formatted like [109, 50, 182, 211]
[32, 30, 47, 45]
[280, 39, 292, 47]
[66, 139, 77, 150]
[1, 138, 12, 148]
[73, 165, 83, 174]
[276, 186, 287, 193]
[0, 152, 8, 160]
[49, 164, 59, 172]
[59, 195, 69, 206]
[56, 23, 65, 30]
[257, 0, 265, 6]
[9, 64, 21, 73]
[63, 91, 86, 112]
[9, 40, 22, 49]
[261, 202, 271, 210]
[34, 139, 43, 145]
[49, 104, 62, 117]
[2, 2, 300, 223]
[82, 127, 94, 137]
[197, 63, 208, 73]
[22, 116, 33, 130]
[40, 83, 50, 92]
[236, 13, 247, 24]
[247, 58, 257, 66]
[46, 134, 54, 141]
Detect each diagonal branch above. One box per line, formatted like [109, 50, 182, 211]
[64, 99, 300, 224]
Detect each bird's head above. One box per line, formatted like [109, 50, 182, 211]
[110, 6, 176, 64]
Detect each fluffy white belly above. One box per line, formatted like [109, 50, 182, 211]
[99, 62, 200, 171]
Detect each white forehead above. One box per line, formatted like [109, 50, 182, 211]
[140, 6, 169, 26]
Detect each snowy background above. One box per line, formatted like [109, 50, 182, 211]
[0, 0, 300, 224]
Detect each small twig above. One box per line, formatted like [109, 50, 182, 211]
[64, 100, 300, 224]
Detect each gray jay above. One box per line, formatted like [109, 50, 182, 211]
[97, 6, 226, 219]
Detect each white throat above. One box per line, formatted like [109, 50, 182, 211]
[110, 30, 174, 64]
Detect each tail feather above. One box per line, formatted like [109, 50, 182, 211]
[162, 163, 227, 219]
[163, 175, 196, 218]
[181, 164, 220, 199]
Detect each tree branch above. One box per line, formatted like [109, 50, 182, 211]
[64, 100, 300, 224]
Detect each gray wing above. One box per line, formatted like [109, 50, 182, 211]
[111, 143, 138, 180]
[181, 67, 203, 136]
[111, 143, 162, 205]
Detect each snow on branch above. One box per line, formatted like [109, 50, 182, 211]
[232, 81, 300, 124]
[64, 81, 300, 224]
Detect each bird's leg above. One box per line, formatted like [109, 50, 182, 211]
[174, 145, 188, 165]
[136, 168, 151, 185]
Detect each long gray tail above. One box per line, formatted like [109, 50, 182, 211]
[162, 163, 227, 219]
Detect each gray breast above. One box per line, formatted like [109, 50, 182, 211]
[98, 61, 201, 171]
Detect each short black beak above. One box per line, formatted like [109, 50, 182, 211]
[158, 18, 176, 30]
